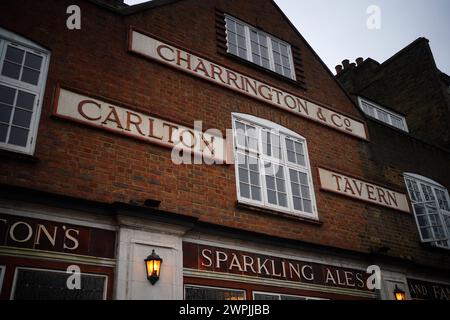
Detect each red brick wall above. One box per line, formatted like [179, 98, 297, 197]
[0, 0, 448, 271]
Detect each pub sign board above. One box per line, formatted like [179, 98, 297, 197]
[129, 28, 368, 141]
[0, 214, 116, 259]
[408, 278, 450, 300]
[183, 242, 374, 293]
[54, 87, 227, 163]
[318, 167, 411, 213]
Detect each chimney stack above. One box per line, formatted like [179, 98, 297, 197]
[335, 65, 343, 75]
[356, 57, 364, 66]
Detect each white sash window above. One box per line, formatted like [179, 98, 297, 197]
[404, 173, 450, 249]
[233, 113, 317, 219]
[225, 15, 295, 80]
[0, 27, 50, 155]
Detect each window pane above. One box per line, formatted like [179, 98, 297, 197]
[254, 293, 280, 300]
[293, 197, 303, 211]
[239, 168, 249, 183]
[0, 104, 13, 123]
[1, 61, 21, 80]
[238, 47, 247, 59]
[12, 109, 32, 128]
[0, 123, 8, 142]
[228, 44, 238, 55]
[303, 200, 312, 213]
[21, 67, 40, 85]
[13, 269, 106, 300]
[0, 85, 16, 105]
[267, 189, 277, 205]
[186, 286, 245, 300]
[240, 183, 251, 199]
[252, 186, 262, 201]
[226, 18, 236, 32]
[16, 91, 35, 111]
[24, 53, 43, 70]
[8, 126, 28, 146]
[236, 23, 245, 37]
[377, 110, 389, 123]
[5, 46, 25, 64]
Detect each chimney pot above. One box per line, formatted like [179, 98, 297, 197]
[342, 59, 350, 69]
[356, 57, 364, 66]
[349, 63, 356, 69]
[335, 65, 343, 74]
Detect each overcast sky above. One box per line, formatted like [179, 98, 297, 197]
[124, 0, 450, 75]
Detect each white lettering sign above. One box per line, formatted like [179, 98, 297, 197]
[318, 167, 411, 213]
[54, 88, 227, 163]
[129, 28, 368, 140]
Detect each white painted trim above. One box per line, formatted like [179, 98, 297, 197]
[184, 269, 375, 299]
[10, 266, 108, 300]
[0, 246, 116, 267]
[131, 239, 179, 250]
[184, 284, 246, 300]
[404, 173, 446, 188]
[0, 265, 5, 295]
[0, 206, 118, 231]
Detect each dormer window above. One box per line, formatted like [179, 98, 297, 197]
[224, 15, 296, 81]
[358, 97, 408, 132]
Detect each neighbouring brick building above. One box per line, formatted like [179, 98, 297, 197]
[0, 0, 448, 300]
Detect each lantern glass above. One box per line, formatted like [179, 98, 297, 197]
[394, 286, 406, 301]
[145, 250, 162, 285]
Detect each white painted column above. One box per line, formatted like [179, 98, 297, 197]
[114, 215, 190, 300]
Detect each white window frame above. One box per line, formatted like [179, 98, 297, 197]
[224, 14, 296, 81]
[0, 265, 5, 295]
[404, 173, 450, 250]
[184, 284, 246, 300]
[252, 291, 327, 300]
[0, 27, 50, 155]
[10, 267, 108, 300]
[357, 97, 409, 132]
[232, 113, 318, 220]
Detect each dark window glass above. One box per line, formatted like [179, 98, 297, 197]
[0, 124, 7, 142]
[8, 126, 28, 146]
[21, 67, 40, 85]
[185, 286, 245, 300]
[12, 109, 32, 128]
[1, 61, 21, 80]
[16, 91, 35, 111]
[5, 46, 24, 64]
[13, 269, 106, 300]
[0, 104, 13, 123]
[24, 53, 43, 70]
[0, 85, 16, 105]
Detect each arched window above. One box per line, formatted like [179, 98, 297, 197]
[232, 113, 318, 219]
[0, 27, 50, 155]
[404, 173, 450, 249]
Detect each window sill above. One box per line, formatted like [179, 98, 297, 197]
[236, 201, 322, 226]
[0, 148, 39, 163]
[219, 51, 306, 90]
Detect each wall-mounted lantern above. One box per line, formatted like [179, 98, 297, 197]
[394, 285, 407, 301]
[145, 249, 163, 285]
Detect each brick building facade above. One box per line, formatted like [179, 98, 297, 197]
[0, 0, 449, 300]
